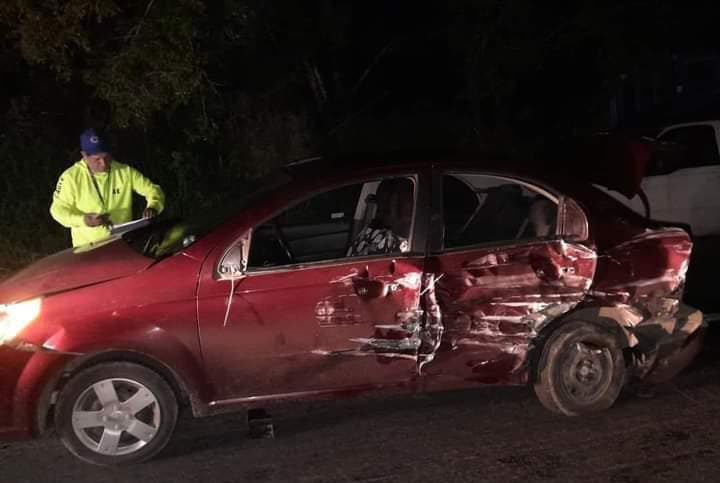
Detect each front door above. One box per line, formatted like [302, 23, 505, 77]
[197, 173, 429, 402]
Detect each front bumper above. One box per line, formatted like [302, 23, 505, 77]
[0, 345, 74, 440]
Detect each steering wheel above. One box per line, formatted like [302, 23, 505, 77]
[272, 221, 296, 264]
[142, 229, 161, 257]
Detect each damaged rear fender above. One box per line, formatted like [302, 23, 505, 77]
[526, 307, 634, 384]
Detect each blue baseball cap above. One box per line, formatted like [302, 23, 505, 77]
[80, 128, 110, 155]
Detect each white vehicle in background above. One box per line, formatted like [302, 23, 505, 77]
[599, 120, 720, 237]
[594, 120, 720, 317]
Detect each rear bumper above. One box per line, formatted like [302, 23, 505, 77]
[0, 345, 74, 441]
[635, 305, 705, 383]
[643, 322, 704, 383]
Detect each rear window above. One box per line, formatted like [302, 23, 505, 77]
[442, 173, 558, 249]
[556, 181, 650, 248]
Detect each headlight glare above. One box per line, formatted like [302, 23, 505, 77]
[0, 298, 42, 344]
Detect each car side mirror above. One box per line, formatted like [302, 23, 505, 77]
[218, 231, 251, 279]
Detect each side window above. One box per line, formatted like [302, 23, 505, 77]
[654, 126, 720, 173]
[247, 176, 415, 269]
[443, 174, 557, 249]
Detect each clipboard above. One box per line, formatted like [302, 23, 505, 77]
[110, 217, 152, 236]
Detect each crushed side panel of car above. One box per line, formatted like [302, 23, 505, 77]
[313, 266, 425, 360]
[588, 227, 703, 381]
[420, 240, 598, 384]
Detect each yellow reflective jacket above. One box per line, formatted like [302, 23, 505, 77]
[50, 160, 165, 247]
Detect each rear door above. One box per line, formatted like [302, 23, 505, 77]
[420, 171, 597, 385]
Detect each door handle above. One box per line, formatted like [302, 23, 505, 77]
[530, 256, 565, 282]
[352, 277, 388, 298]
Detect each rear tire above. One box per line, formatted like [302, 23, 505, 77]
[55, 362, 178, 465]
[534, 321, 626, 416]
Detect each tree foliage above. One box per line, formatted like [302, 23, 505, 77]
[0, 0, 717, 269]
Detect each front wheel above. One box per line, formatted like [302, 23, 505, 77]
[534, 321, 626, 416]
[55, 362, 179, 465]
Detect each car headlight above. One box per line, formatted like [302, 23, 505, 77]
[0, 297, 42, 344]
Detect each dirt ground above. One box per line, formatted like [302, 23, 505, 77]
[0, 326, 719, 483]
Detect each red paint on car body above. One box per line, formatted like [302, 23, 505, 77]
[0, 157, 703, 439]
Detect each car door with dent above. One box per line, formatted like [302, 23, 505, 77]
[420, 172, 597, 386]
[196, 172, 431, 403]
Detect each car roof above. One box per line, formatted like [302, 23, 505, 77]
[282, 150, 592, 193]
[279, 151, 648, 222]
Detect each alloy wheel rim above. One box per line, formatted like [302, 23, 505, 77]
[71, 378, 161, 456]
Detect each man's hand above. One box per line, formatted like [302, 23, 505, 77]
[143, 207, 158, 219]
[84, 214, 111, 228]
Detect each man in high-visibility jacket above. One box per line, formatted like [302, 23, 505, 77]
[50, 128, 165, 247]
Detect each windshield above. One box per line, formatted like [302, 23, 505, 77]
[122, 171, 292, 259]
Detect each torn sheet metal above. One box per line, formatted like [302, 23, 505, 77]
[312, 263, 427, 360]
[591, 228, 690, 307]
[419, 273, 443, 371]
[307, 227, 697, 385]
[591, 229, 691, 329]
[420, 228, 699, 384]
[334, 271, 451, 365]
[418, 240, 598, 383]
[589, 228, 699, 378]
[311, 240, 600, 381]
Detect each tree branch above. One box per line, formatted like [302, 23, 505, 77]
[351, 41, 393, 96]
[125, 0, 156, 43]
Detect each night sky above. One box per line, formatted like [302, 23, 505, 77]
[1, 1, 719, 261]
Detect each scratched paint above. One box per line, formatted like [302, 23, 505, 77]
[424, 239, 597, 381]
[346, 269, 424, 357]
[587, 228, 700, 379]
[305, 226, 696, 384]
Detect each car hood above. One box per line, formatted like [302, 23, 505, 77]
[0, 237, 155, 304]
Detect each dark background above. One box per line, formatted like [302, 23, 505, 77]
[1, 0, 719, 271]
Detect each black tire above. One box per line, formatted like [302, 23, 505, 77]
[534, 321, 626, 416]
[55, 362, 178, 465]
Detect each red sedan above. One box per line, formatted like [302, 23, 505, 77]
[0, 156, 704, 465]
